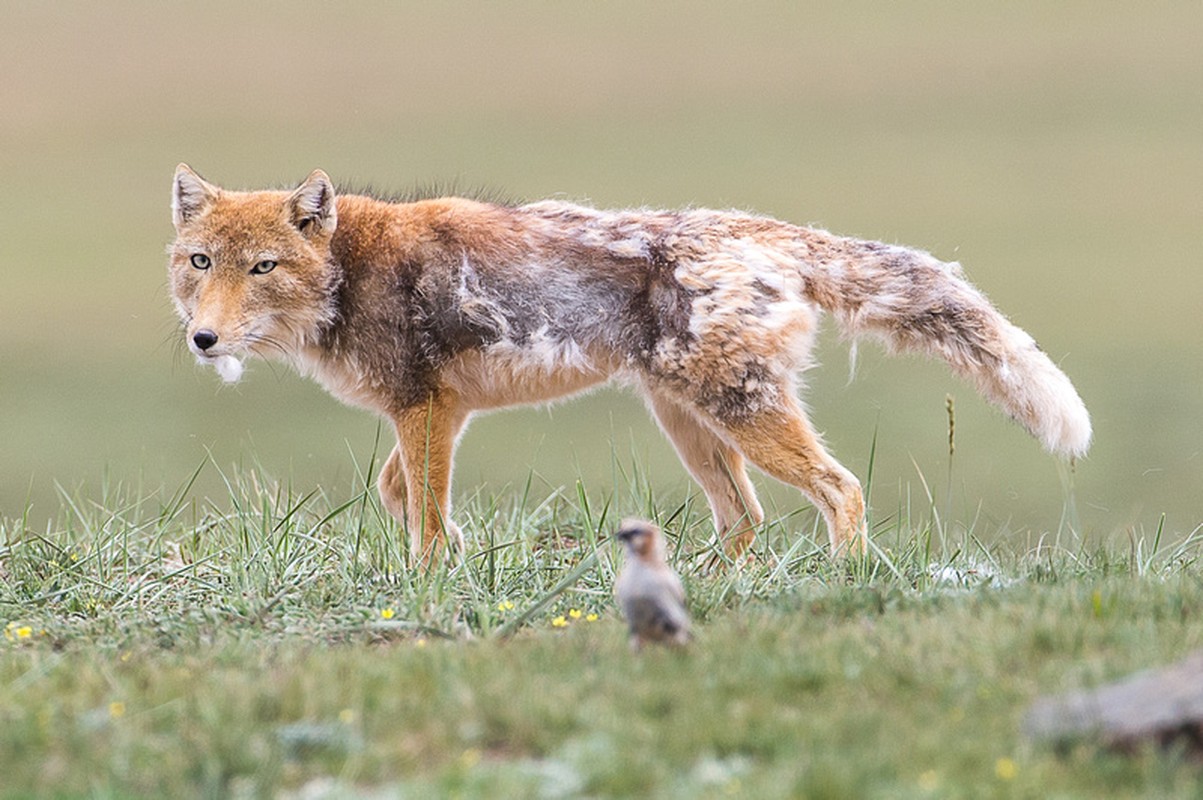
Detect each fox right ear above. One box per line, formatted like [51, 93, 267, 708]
[172, 164, 219, 229]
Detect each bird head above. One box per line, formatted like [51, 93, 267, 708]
[615, 518, 663, 560]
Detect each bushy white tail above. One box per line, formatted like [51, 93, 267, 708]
[799, 236, 1091, 458]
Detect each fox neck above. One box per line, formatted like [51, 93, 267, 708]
[291, 196, 409, 411]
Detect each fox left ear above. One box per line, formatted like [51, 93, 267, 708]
[288, 170, 337, 238]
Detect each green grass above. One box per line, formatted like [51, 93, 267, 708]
[3, 461, 1202, 798]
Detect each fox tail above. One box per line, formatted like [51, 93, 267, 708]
[798, 235, 1090, 458]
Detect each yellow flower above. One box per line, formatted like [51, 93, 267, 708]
[568, 608, 582, 620]
[585, 613, 599, 622]
[994, 757, 1017, 781]
[380, 608, 395, 620]
[16, 627, 32, 640]
[416, 637, 428, 648]
[109, 701, 126, 719]
[551, 616, 569, 628]
[497, 600, 515, 612]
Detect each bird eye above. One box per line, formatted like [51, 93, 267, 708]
[251, 259, 277, 275]
[190, 253, 211, 270]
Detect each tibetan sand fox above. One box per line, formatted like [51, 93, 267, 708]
[168, 165, 1090, 565]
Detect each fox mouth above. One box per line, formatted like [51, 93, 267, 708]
[190, 347, 222, 360]
[189, 342, 239, 361]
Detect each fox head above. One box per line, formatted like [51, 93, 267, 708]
[168, 165, 341, 380]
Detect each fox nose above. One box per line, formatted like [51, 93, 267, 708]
[193, 329, 219, 351]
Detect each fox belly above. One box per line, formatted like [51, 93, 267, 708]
[438, 341, 619, 410]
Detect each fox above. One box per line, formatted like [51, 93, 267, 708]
[168, 164, 1090, 566]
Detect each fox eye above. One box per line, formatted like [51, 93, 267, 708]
[190, 253, 211, 270]
[251, 259, 277, 275]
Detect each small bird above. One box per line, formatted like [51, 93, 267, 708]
[614, 519, 691, 650]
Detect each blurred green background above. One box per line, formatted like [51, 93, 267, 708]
[1, 2, 1199, 541]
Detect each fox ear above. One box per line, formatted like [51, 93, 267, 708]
[288, 170, 337, 238]
[172, 164, 219, 229]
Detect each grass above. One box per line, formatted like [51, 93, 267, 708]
[2, 456, 1202, 798]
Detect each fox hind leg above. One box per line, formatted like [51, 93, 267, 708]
[646, 390, 765, 557]
[711, 398, 867, 558]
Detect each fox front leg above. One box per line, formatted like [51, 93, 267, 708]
[386, 396, 469, 567]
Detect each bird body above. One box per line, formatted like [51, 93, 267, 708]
[614, 520, 691, 650]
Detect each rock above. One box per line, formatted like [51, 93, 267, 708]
[1024, 650, 1203, 754]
